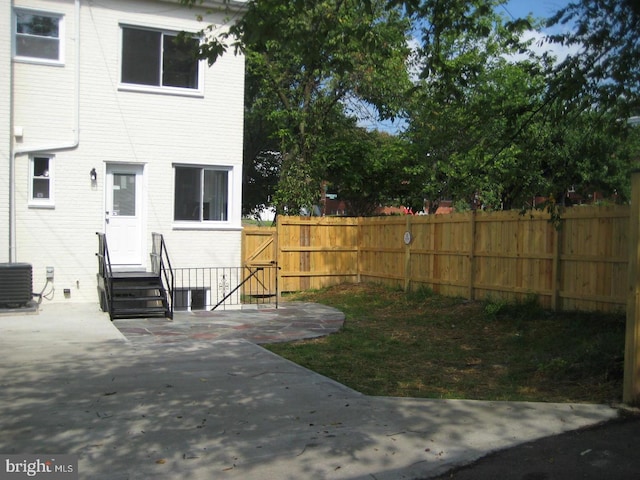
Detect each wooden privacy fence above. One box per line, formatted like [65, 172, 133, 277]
[241, 225, 278, 298]
[243, 178, 640, 404]
[243, 205, 630, 313]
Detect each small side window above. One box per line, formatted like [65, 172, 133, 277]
[30, 155, 55, 207]
[14, 9, 63, 63]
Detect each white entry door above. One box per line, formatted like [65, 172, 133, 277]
[105, 164, 145, 267]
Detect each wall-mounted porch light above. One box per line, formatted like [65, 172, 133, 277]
[90, 168, 97, 189]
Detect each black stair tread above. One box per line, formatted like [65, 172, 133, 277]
[112, 305, 168, 310]
[111, 307, 168, 314]
[112, 285, 163, 291]
[112, 293, 164, 299]
[111, 279, 160, 284]
[112, 288, 163, 293]
[112, 308, 168, 313]
[112, 294, 165, 299]
[112, 300, 166, 305]
[111, 313, 168, 319]
[112, 290, 163, 295]
[109, 271, 158, 278]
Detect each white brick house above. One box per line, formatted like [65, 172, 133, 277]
[1, 0, 247, 309]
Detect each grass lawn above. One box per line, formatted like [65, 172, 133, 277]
[265, 283, 625, 403]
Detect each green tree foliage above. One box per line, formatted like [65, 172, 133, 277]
[241, 53, 282, 219]
[184, 0, 639, 216]
[403, 3, 545, 210]
[406, 60, 541, 210]
[320, 121, 413, 215]
[402, 0, 640, 211]
[184, 0, 413, 214]
[406, 55, 640, 211]
[546, 0, 640, 118]
[392, 0, 533, 80]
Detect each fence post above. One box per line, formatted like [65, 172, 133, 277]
[468, 210, 476, 301]
[551, 221, 562, 311]
[624, 170, 640, 404]
[299, 216, 311, 291]
[404, 215, 412, 292]
[274, 218, 281, 301]
[356, 217, 362, 284]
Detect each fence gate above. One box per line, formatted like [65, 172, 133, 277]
[242, 227, 278, 300]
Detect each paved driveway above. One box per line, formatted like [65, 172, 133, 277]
[0, 302, 621, 480]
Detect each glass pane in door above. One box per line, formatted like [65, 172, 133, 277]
[112, 173, 136, 216]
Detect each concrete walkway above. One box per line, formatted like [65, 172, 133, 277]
[113, 302, 345, 345]
[0, 302, 619, 480]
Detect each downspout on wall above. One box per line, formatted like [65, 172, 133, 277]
[9, 0, 81, 261]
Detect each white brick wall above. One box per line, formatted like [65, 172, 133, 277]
[12, 0, 77, 145]
[0, 0, 12, 263]
[10, 0, 245, 303]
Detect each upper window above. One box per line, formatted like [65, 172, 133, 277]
[14, 9, 63, 63]
[174, 166, 229, 222]
[121, 26, 200, 91]
[30, 155, 55, 207]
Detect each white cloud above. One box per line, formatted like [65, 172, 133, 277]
[506, 28, 582, 65]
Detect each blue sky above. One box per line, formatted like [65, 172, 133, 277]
[502, 0, 580, 62]
[502, 0, 576, 35]
[363, 1, 578, 132]
[503, 0, 571, 23]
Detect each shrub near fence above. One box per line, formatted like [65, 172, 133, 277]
[242, 205, 630, 313]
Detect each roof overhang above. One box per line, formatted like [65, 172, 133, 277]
[158, 0, 248, 11]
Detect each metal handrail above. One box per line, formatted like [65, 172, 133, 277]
[151, 232, 175, 319]
[96, 232, 114, 315]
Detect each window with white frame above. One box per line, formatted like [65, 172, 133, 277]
[121, 26, 200, 91]
[14, 9, 63, 62]
[30, 155, 54, 206]
[174, 165, 229, 222]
